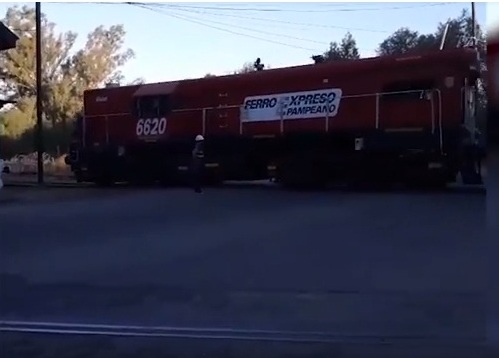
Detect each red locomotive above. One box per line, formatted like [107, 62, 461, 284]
[66, 47, 484, 187]
[488, 27, 499, 146]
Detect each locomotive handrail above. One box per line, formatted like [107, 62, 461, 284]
[434, 89, 443, 154]
[375, 94, 380, 129]
[430, 91, 436, 134]
[325, 100, 330, 132]
[280, 111, 284, 134]
[81, 89, 440, 138]
[81, 89, 437, 118]
[239, 107, 243, 135]
[202, 108, 207, 136]
[167, 88, 437, 114]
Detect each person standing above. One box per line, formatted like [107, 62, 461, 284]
[191, 134, 205, 193]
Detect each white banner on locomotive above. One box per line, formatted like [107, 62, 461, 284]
[241, 88, 343, 123]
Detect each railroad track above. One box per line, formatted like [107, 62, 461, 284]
[0, 320, 485, 346]
[2, 179, 486, 194]
[3, 180, 96, 188]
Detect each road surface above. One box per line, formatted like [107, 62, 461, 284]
[0, 184, 492, 356]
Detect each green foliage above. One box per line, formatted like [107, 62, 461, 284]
[324, 32, 360, 61]
[312, 32, 360, 63]
[234, 62, 256, 74]
[0, 5, 135, 154]
[376, 9, 485, 56]
[376, 28, 437, 55]
[376, 9, 487, 132]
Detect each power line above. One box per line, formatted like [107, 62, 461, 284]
[6, 2, 463, 56]
[132, 4, 322, 53]
[146, 4, 392, 34]
[135, 4, 381, 55]
[135, 2, 450, 13]
[165, 8, 332, 48]
[163, 7, 380, 54]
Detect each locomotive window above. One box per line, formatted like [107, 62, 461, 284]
[381, 79, 435, 100]
[132, 95, 171, 118]
[158, 96, 171, 114]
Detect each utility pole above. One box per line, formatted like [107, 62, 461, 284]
[471, 2, 476, 47]
[35, 2, 44, 185]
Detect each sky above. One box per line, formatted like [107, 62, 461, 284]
[0, 1, 489, 84]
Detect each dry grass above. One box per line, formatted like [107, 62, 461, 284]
[45, 155, 72, 177]
[3, 154, 73, 178]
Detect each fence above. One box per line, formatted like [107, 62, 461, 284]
[2, 152, 72, 177]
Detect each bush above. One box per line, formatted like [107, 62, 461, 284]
[0, 122, 71, 159]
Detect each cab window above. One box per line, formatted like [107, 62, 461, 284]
[133, 95, 171, 118]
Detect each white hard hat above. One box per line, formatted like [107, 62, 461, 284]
[195, 135, 204, 142]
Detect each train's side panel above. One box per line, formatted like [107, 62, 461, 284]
[177, 63, 381, 137]
[166, 108, 204, 140]
[166, 50, 476, 140]
[84, 86, 139, 116]
[84, 86, 140, 146]
[169, 56, 395, 138]
[82, 48, 477, 143]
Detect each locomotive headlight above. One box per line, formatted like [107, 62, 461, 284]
[117, 146, 126, 156]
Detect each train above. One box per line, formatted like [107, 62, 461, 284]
[488, 26, 499, 147]
[66, 47, 484, 188]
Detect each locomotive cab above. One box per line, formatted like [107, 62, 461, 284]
[131, 84, 175, 142]
[132, 95, 171, 121]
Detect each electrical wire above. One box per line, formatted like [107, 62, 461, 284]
[136, 4, 381, 54]
[132, 2, 451, 13]
[132, 4, 323, 53]
[164, 8, 333, 47]
[163, 7, 380, 54]
[7, 2, 462, 56]
[145, 4, 392, 34]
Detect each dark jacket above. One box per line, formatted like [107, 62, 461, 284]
[191, 142, 205, 172]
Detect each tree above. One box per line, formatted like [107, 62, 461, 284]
[376, 9, 485, 57]
[234, 62, 255, 74]
[312, 32, 360, 63]
[376, 28, 437, 56]
[0, 5, 135, 145]
[376, 9, 487, 132]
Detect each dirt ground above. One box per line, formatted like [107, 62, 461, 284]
[0, 186, 135, 206]
[2, 173, 75, 184]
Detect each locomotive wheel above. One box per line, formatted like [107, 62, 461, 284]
[127, 169, 156, 187]
[405, 172, 448, 190]
[94, 176, 115, 187]
[203, 169, 224, 187]
[279, 159, 327, 190]
[73, 170, 84, 183]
